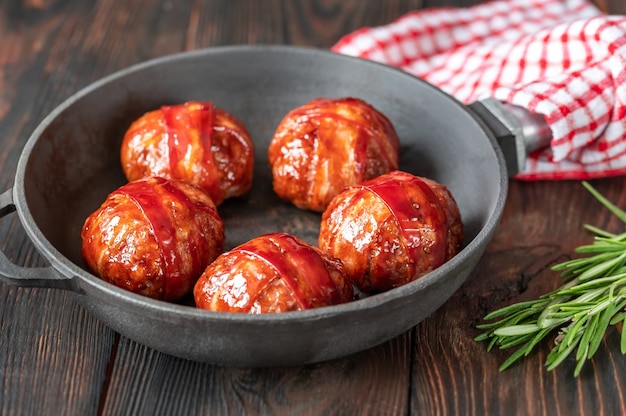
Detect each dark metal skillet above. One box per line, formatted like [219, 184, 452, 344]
[0, 45, 550, 367]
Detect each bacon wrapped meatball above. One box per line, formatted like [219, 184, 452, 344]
[81, 176, 225, 302]
[194, 233, 355, 313]
[268, 97, 400, 212]
[121, 101, 254, 206]
[318, 171, 463, 294]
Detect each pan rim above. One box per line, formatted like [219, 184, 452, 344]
[12, 44, 508, 324]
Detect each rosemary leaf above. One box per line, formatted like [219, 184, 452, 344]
[494, 324, 541, 336]
[587, 304, 617, 358]
[551, 252, 616, 271]
[525, 327, 555, 355]
[583, 225, 612, 237]
[621, 315, 626, 354]
[562, 318, 587, 348]
[608, 299, 626, 324]
[590, 236, 626, 245]
[546, 341, 578, 371]
[556, 303, 599, 312]
[576, 244, 626, 254]
[578, 252, 626, 282]
[588, 298, 614, 316]
[476, 181, 626, 376]
[538, 317, 570, 328]
[610, 311, 626, 325]
[498, 332, 538, 350]
[482, 299, 546, 320]
[577, 313, 598, 360]
[574, 348, 588, 377]
[499, 344, 531, 371]
[582, 181, 626, 223]
[487, 336, 498, 352]
[576, 333, 590, 363]
[559, 275, 626, 293]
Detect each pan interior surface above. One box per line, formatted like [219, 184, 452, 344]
[14, 45, 505, 365]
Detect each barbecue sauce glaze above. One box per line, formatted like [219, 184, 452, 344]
[268, 97, 400, 212]
[121, 101, 254, 206]
[193, 233, 354, 313]
[318, 171, 463, 293]
[81, 177, 225, 302]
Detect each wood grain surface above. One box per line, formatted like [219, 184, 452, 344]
[1, 1, 625, 415]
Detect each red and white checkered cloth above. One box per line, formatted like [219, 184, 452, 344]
[332, 0, 626, 180]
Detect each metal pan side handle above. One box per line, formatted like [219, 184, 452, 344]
[0, 188, 76, 290]
[467, 97, 552, 177]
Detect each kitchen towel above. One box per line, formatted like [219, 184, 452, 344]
[332, 0, 626, 180]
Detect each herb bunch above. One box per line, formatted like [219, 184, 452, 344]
[476, 181, 626, 376]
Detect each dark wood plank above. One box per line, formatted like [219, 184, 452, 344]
[99, 333, 411, 415]
[597, 0, 626, 14]
[184, 0, 425, 49]
[0, 1, 120, 415]
[0, 284, 115, 415]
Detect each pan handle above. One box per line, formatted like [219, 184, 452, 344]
[467, 98, 552, 177]
[0, 188, 76, 290]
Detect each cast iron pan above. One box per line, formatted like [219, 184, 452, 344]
[0, 45, 516, 367]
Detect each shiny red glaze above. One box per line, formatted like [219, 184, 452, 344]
[81, 177, 225, 302]
[318, 171, 463, 294]
[118, 180, 183, 287]
[161, 103, 221, 202]
[268, 97, 399, 212]
[418, 177, 464, 261]
[193, 233, 354, 313]
[121, 101, 254, 205]
[367, 173, 447, 268]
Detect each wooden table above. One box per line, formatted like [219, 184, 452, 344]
[1, 1, 626, 415]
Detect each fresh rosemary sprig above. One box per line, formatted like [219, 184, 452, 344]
[475, 181, 626, 376]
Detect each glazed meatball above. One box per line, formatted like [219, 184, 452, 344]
[81, 176, 225, 302]
[121, 101, 254, 206]
[194, 233, 355, 313]
[318, 171, 463, 294]
[268, 97, 400, 212]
